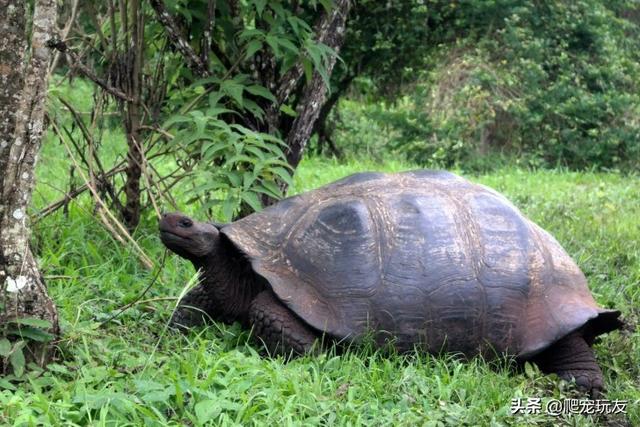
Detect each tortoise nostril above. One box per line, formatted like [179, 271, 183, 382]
[178, 218, 193, 228]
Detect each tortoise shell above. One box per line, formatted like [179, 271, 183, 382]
[221, 171, 619, 358]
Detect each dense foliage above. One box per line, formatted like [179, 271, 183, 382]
[50, 0, 347, 225]
[332, 0, 640, 170]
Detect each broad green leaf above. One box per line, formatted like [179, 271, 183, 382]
[221, 80, 245, 106]
[260, 133, 289, 145]
[202, 142, 231, 160]
[238, 28, 264, 41]
[263, 158, 294, 168]
[253, 0, 267, 17]
[253, 184, 281, 199]
[11, 317, 52, 328]
[243, 171, 257, 189]
[47, 363, 71, 375]
[174, 379, 184, 409]
[226, 171, 242, 187]
[205, 107, 234, 117]
[272, 167, 294, 187]
[225, 154, 257, 165]
[306, 44, 323, 70]
[287, 16, 312, 36]
[524, 362, 537, 378]
[302, 57, 313, 83]
[265, 35, 281, 55]
[195, 399, 221, 424]
[244, 145, 267, 162]
[318, 0, 333, 13]
[190, 182, 225, 196]
[241, 191, 263, 212]
[9, 345, 25, 377]
[142, 388, 174, 403]
[242, 99, 266, 120]
[0, 378, 17, 390]
[0, 338, 10, 356]
[162, 114, 192, 129]
[270, 2, 286, 17]
[7, 326, 55, 342]
[229, 123, 258, 137]
[277, 38, 299, 54]
[245, 85, 276, 102]
[189, 76, 221, 88]
[280, 104, 298, 117]
[245, 40, 263, 60]
[222, 197, 238, 221]
[262, 180, 283, 198]
[208, 91, 225, 108]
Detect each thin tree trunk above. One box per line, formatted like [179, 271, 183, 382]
[122, 0, 144, 230]
[311, 73, 357, 157]
[285, 0, 352, 170]
[0, 0, 60, 369]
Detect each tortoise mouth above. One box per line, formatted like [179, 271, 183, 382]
[159, 229, 194, 255]
[159, 218, 195, 241]
[159, 228, 188, 239]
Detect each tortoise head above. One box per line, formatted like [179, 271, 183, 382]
[159, 212, 219, 261]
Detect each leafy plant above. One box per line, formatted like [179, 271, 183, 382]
[164, 98, 293, 220]
[1, 318, 54, 377]
[47, 0, 348, 231]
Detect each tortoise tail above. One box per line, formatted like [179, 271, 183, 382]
[583, 309, 624, 345]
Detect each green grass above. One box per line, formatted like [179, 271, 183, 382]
[2, 148, 639, 425]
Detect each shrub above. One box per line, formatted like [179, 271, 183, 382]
[334, 1, 640, 171]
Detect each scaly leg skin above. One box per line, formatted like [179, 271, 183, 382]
[533, 331, 605, 398]
[170, 282, 220, 330]
[248, 290, 319, 357]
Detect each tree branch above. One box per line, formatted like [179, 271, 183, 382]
[35, 164, 127, 220]
[149, 0, 211, 78]
[46, 38, 135, 102]
[47, 0, 79, 76]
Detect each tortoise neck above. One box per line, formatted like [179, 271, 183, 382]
[192, 235, 265, 324]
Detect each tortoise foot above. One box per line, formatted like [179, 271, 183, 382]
[533, 331, 605, 399]
[249, 290, 319, 357]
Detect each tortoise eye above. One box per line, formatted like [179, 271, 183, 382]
[178, 218, 193, 228]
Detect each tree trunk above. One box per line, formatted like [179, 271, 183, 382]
[311, 73, 358, 158]
[284, 0, 352, 170]
[0, 0, 60, 370]
[122, 0, 145, 230]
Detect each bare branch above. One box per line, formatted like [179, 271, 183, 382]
[48, 0, 80, 76]
[149, 0, 211, 78]
[46, 38, 135, 102]
[35, 164, 127, 220]
[52, 119, 154, 269]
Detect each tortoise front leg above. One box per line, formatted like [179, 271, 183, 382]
[533, 331, 605, 398]
[170, 282, 220, 329]
[248, 290, 319, 356]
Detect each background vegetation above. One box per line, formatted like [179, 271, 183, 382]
[2, 0, 640, 425]
[326, 0, 640, 171]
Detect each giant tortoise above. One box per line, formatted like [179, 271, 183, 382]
[159, 170, 622, 396]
